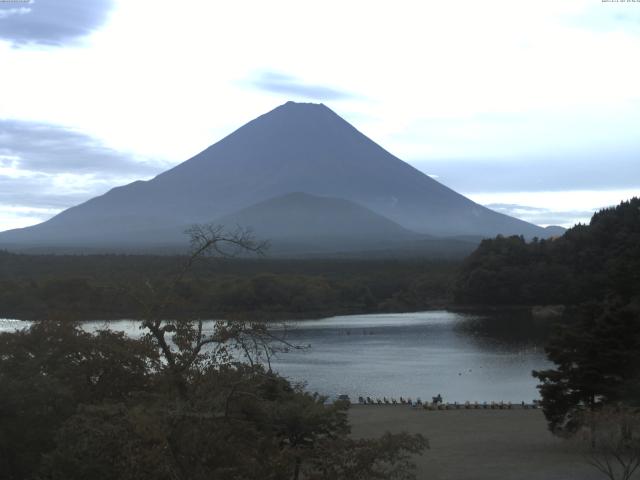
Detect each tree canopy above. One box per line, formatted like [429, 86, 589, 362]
[533, 301, 640, 435]
[454, 197, 640, 307]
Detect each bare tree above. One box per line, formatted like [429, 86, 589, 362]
[582, 406, 640, 480]
[133, 224, 269, 399]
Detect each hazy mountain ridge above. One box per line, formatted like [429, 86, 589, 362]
[543, 225, 567, 237]
[218, 192, 418, 240]
[0, 101, 553, 254]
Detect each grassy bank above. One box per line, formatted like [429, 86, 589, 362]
[349, 405, 600, 480]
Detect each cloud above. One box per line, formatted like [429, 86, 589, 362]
[0, 173, 110, 209]
[0, 170, 113, 230]
[414, 153, 640, 194]
[467, 189, 640, 228]
[0, 204, 58, 231]
[0, 119, 159, 175]
[251, 71, 354, 101]
[485, 203, 594, 227]
[564, 4, 640, 33]
[486, 204, 547, 213]
[0, 0, 114, 46]
[0, 119, 163, 230]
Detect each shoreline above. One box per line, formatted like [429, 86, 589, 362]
[348, 400, 540, 410]
[1, 304, 552, 323]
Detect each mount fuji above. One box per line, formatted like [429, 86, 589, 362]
[0, 101, 552, 254]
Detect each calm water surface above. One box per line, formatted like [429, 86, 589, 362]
[0, 311, 550, 403]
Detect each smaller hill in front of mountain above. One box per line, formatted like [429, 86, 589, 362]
[543, 225, 567, 237]
[215, 192, 422, 255]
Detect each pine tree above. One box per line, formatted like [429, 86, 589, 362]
[533, 302, 640, 435]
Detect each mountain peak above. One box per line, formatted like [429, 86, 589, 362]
[211, 99, 356, 157]
[268, 100, 335, 120]
[280, 100, 326, 108]
[282, 100, 327, 108]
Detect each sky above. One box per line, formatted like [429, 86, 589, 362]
[0, 0, 639, 231]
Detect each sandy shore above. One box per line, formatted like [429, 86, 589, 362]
[349, 405, 602, 480]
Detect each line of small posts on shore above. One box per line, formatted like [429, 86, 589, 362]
[336, 395, 541, 410]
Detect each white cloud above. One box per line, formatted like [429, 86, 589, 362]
[0, 7, 31, 20]
[0, 205, 58, 231]
[467, 189, 640, 227]
[0, 0, 113, 46]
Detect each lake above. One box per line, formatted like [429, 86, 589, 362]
[0, 310, 551, 403]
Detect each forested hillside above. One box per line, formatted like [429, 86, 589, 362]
[0, 254, 456, 320]
[454, 198, 640, 306]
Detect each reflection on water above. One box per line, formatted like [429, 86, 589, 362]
[0, 311, 551, 402]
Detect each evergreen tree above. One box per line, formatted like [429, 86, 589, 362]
[533, 302, 640, 435]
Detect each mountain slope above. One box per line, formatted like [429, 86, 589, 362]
[0, 101, 549, 249]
